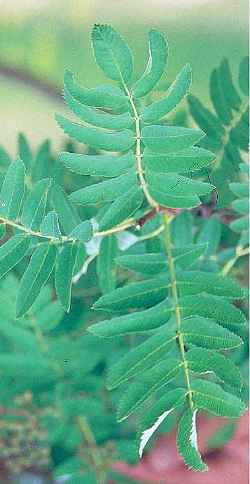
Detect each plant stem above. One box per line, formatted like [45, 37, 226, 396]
[163, 213, 193, 409]
[78, 416, 106, 483]
[221, 245, 249, 276]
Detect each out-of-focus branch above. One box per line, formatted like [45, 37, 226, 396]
[0, 61, 63, 103]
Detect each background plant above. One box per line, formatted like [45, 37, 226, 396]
[0, 24, 248, 483]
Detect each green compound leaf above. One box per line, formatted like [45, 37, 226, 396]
[117, 358, 182, 421]
[181, 317, 242, 350]
[132, 29, 168, 98]
[98, 186, 143, 231]
[0, 235, 30, 280]
[142, 63, 192, 123]
[64, 84, 133, 130]
[186, 347, 242, 389]
[91, 24, 134, 83]
[143, 146, 215, 174]
[138, 388, 186, 457]
[55, 242, 79, 312]
[142, 125, 205, 153]
[56, 114, 135, 152]
[191, 379, 246, 418]
[69, 171, 137, 206]
[59, 151, 135, 178]
[177, 409, 207, 472]
[107, 329, 176, 390]
[21, 178, 52, 231]
[16, 243, 57, 317]
[89, 299, 171, 337]
[0, 159, 25, 220]
[97, 235, 118, 294]
[18, 133, 33, 168]
[64, 70, 129, 112]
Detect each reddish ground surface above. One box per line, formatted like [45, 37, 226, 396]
[114, 412, 249, 484]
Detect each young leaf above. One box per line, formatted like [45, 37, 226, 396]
[0, 159, 25, 220]
[191, 379, 246, 418]
[142, 63, 192, 123]
[91, 24, 134, 83]
[97, 235, 118, 294]
[117, 358, 182, 421]
[59, 151, 134, 178]
[64, 86, 133, 130]
[142, 125, 205, 153]
[16, 243, 57, 317]
[56, 115, 135, 152]
[132, 29, 168, 98]
[138, 388, 186, 457]
[55, 242, 79, 312]
[63, 70, 129, 112]
[177, 409, 207, 472]
[0, 235, 30, 280]
[107, 329, 176, 389]
[98, 186, 143, 231]
[21, 178, 52, 231]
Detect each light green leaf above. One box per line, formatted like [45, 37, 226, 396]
[117, 358, 182, 421]
[16, 243, 56, 317]
[98, 186, 143, 231]
[187, 347, 242, 388]
[132, 29, 168, 98]
[88, 299, 171, 337]
[138, 388, 186, 457]
[56, 114, 135, 152]
[143, 146, 215, 174]
[181, 316, 242, 350]
[70, 220, 93, 242]
[142, 63, 192, 123]
[230, 215, 249, 233]
[69, 171, 137, 205]
[177, 409, 207, 472]
[0, 159, 25, 220]
[94, 275, 168, 311]
[0, 235, 30, 280]
[64, 70, 129, 112]
[59, 151, 135, 178]
[238, 57, 249, 96]
[64, 86, 133, 130]
[197, 216, 221, 256]
[97, 235, 118, 294]
[142, 125, 205, 153]
[91, 24, 133, 83]
[148, 186, 200, 209]
[231, 198, 248, 215]
[229, 182, 248, 198]
[40, 211, 61, 238]
[174, 244, 207, 269]
[32, 140, 51, 182]
[191, 379, 246, 418]
[21, 178, 52, 231]
[107, 329, 176, 390]
[51, 184, 80, 234]
[55, 242, 78, 312]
